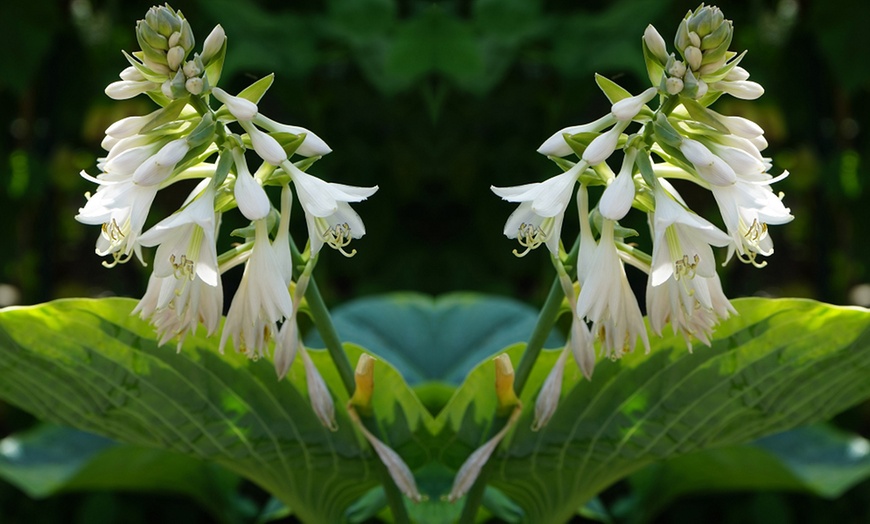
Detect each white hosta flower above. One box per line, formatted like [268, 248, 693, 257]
[232, 149, 270, 221]
[705, 140, 767, 178]
[133, 182, 222, 348]
[255, 114, 332, 157]
[611, 87, 657, 122]
[273, 318, 299, 380]
[576, 184, 596, 285]
[75, 174, 159, 265]
[647, 183, 734, 347]
[679, 137, 736, 186]
[576, 220, 650, 359]
[537, 114, 616, 157]
[220, 220, 294, 359]
[282, 160, 378, 256]
[491, 161, 586, 256]
[599, 149, 637, 220]
[710, 174, 793, 264]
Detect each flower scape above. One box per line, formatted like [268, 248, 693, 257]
[491, 4, 792, 428]
[76, 5, 378, 429]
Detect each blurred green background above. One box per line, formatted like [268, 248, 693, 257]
[2, 0, 870, 522]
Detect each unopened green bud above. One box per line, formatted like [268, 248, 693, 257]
[168, 31, 181, 48]
[182, 59, 202, 78]
[667, 58, 687, 78]
[179, 18, 195, 53]
[138, 19, 168, 50]
[682, 68, 699, 98]
[675, 17, 691, 51]
[685, 45, 702, 71]
[185, 77, 203, 95]
[154, 5, 181, 36]
[688, 31, 701, 49]
[701, 19, 731, 51]
[643, 24, 669, 63]
[166, 46, 185, 71]
[688, 6, 712, 36]
[201, 24, 225, 64]
[665, 77, 684, 95]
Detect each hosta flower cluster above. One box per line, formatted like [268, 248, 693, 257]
[76, 5, 376, 396]
[492, 5, 792, 409]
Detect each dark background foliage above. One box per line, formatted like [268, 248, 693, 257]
[1, 0, 869, 522]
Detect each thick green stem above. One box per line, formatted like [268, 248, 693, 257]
[287, 239, 411, 523]
[460, 236, 583, 523]
[303, 279, 356, 396]
[513, 235, 582, 396]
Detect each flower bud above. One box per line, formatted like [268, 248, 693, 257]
[185, 77, 203, 95]
[242, 122, 288, 166]
[667, 59, 687, 78]
[274, 320, 299, 380]
[599, 149, 637, 220]
[133, 138, 189, 186]
[684, 46, 702, 71]
[688, 31, 701, 49]
[569, 318, 595, 381]
[231, 149, 271, 221]
[166, 46, 185, 71]
[537, 114, 616, 157]
[611, 87, 657, 121]
[201, 24, 226, 64]
[712, 80, 764, 100]
[680, 138, 736, 186]
[449, 407, 521, 502]
[494, 354, 520, 415]
[349, 354, 376, 414]
[533, 348, 568, 431]
[725, 66, 751, 82]
[582, 121, 627, 165]
[347, 408, 421, 501]
[212, 87, 258, 121]
[301, 348, 337, 431]
[119, 66, 146, 82]
[182, 60, 202, 78]
[643, 24, 668, 63]
[105, 80, 160, 100]
[665, 77, 683, 94]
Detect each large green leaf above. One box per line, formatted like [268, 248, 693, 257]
[479, 298, 870, 523]
[0, 424, 244, 522]
[305, 292, 564, 387]
[622, 424, 870, 522]
[0, 298, 426, 523]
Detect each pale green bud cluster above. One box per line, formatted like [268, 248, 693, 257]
[642, 4, 757, 100]
[107, 4, 227, 101]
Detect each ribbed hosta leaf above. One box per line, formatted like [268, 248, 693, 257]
[0, 298, 427, 523]
[479, 298, 870, 523]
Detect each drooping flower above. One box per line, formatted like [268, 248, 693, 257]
[491, 161, 587, 256]
[219, 219, 294, 359]
[575, 219, 650, 359]
[281, 160, 378, 257]
[647, 183, 735, 348]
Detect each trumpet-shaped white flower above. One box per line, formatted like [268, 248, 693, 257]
[576, 220, 650, 359]
[710, 173, 793, 264]
[647, 183, 735, 348]
[75, 174, 159, 265]
[220, 219, 294, 359]
[281, 160, 378, 256]
[133, 182, 222, 348]
[491, 162, 586, 256]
